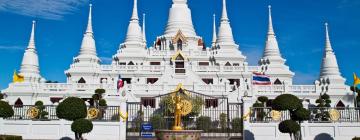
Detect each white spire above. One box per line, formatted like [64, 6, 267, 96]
[319, 23, 344, 84]
[262, 5, 283, 61]
[212, 14, 217, 47]
[259, 6, 294, 83]
[221, 0, 228, 21]
[142, 13, 146, 44]
[28, 20, 35, 49]
[267, 5, 274, 35]
[131, 0, 139, 21]
[217, 0, 235, 46]
[20, 20, 42, 82]
[77, 4, 99, 63]
[164, 0, 197, 37]
[124, 0, 143, 46]
[86, 4, 93, 34]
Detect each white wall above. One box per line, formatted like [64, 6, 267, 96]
[245, 122, 360, 140]
[0, 119, 125, 140]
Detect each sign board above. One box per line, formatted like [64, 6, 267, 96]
[141, 123, 153, 138]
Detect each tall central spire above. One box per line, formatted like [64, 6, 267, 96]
[164, 0, 196, 37]
[262, 5, 282, 61]
[124, 0, 143, 46]
[77, 4, 99, 63]
[20, 21, 42, 83]
[217, 0, 235, 46]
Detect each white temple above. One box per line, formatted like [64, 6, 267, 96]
[1, 0, 353, 108]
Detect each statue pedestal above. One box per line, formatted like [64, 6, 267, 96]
[155, 130, 203, 140]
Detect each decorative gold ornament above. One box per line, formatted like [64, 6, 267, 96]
[171, 83, 193, 131]
[270, 110, 282, 121]
[329, 109, 340, 121]
[27, 107, 39, 119]
[180, 100, 192, 115]
[87, 108, 99, 119]
[119, 109, 128, 122]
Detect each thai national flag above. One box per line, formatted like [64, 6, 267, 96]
[117, 75, 124, 90]
[252, 72, 271, 85]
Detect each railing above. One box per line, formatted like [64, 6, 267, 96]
[250, 107, 360, 123]
[250, 107, 290, 123]
[309, 107, 360, 123]
[6, 105, 121, 122]
[255, 85, 317, 94]
[41, 83, 114, 93]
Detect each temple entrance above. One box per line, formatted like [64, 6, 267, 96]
[126, 84, 243, 139]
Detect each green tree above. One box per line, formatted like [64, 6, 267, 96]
[71, 118, 93, 139]
[0, 93, 4, 100]
[314, 94, 331, 121]
[272, 94, 309, 140]
[0, 101, 14, 119]
[35, 101, 49, 120]
[257, 96, 268, 106]
[279, 120, 300, 140]
[56, 97, 87, 121]
[56, 97, 91, 140]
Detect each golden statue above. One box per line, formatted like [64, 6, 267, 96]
[171, 85, 192, 131]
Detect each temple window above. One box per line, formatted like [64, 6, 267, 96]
[78, 77, 86, 83]
[228, 79, 240, 87]
[205, 99, 218, 108]
[336, 100, 345, 108]
[119, 62, 126, 65]
[199, 62, 209, 66]
[147, 78, 158, 84]
[128, 61, 135, 65]
[14, 98, 23, 108]
[202, 79, 213, 84]
[274, 79, 282, 85]
[177, 39, 183, 50]
[225, 62, 231, 66]
[141, 98, 156, 108]
[150, 62, 161, 65]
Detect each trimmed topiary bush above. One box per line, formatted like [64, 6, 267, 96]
[99, 99, 107, 107]
[257, 96, 268, 104]
[71, 118, 93, 140]
[279, 120, 300, 139]
[0, 101, 14, 119]
[272, 94, 302, 111]
[56, 97, 87, 121]
[34, 101, 48, 120]
[196, 116, 212, 132]
[293, 108, 310, 122]
[95, 89, 105, 95]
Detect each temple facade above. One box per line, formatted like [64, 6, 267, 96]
[1, 0, 353, 109]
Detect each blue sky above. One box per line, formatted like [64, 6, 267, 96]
[0, 0, 358, 89]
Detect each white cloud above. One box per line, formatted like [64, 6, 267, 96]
[0, 0, 88, 20]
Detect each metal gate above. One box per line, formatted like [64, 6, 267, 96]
[126, 90, 243, 139]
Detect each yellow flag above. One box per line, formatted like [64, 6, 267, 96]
[354, 73, 360, 87]
[13, 70, 24, 83]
